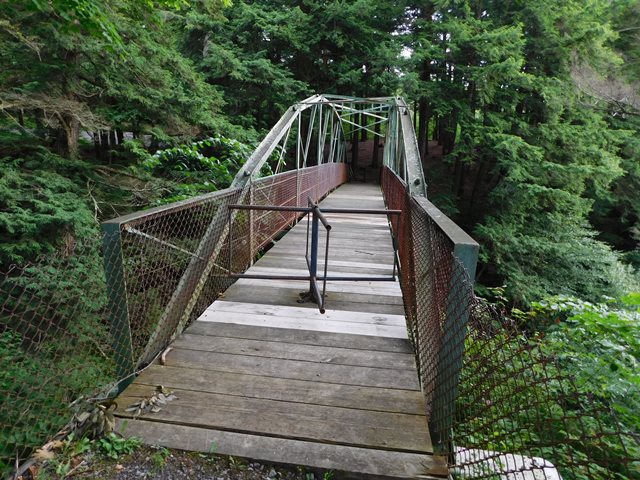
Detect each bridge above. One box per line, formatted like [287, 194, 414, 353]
[100, 95, 478, 478]
[2, 94, 633, 479]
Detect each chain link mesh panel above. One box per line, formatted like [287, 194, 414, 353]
[0, 163, 347, 473]
[381, 165, 639, 479]
[1, 237, 117, 468]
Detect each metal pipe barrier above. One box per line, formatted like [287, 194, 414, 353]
[226, 201, 401, 313]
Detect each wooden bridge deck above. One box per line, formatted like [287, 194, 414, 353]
[114, 183, 446, 479]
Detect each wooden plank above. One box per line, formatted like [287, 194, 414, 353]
[247, 266, 396, 280]
[116, 387, 429, 452]
[208, 301, 406, 326]
[254, 256, 394, 273]
[220, 285, 406, 314]
[164, 348, 419, 389]
[282, 228, 391, 239]
[115, 420, 449, 479]
[221, 283, 404, 306]
[272, 240, 393, 255]
[257, 241, 393, 254]
[252, 260, 395, 276]
[265, 246, 395, 262]
[198, 309, 408, 338]
[117, 390, 431, 453]
[185, 322, 413, 353]
[132, 365, 425, 415]
[281, 232, 392, 241]
[173, 333, 415, 369]
[288, 223, 391, 233]
[232, 278, 402, 297]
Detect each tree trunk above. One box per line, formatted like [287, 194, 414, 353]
[55, 113, 80, 159]
[372, 120, 381, 168]
[417, 100, 430, 162]
[467, 160, 487, 222]
[456, 162, 466, 198]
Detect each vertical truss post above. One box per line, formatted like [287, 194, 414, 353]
[101, 222, 135, 388]
[249, 182, 255, 263]
[317, 103, 323, 165]
[296, 114, 302, 207]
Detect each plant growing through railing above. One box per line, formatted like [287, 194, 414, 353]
[454, 294, 639, 480]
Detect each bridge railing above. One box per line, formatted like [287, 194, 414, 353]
[0, 161, 347, 473]
[381, 141, 637, 477]
[102, 162, 347, 381]
[381, 165, 479, 448]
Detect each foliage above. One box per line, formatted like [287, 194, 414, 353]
[532, 295, 640, 438]
[97, 433, 142, 460]
[0, 328, 115, 470]
[145, 136, 251, 183]
[457, 294, 640, 479]
[0, 0, 228, 158]
[0, 152, 97, 266]
[403, 0, 640, 306]
[36, 433, 92, 478]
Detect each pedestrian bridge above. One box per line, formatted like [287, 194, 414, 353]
[101, 95, 479, 478]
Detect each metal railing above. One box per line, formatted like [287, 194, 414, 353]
[381, 144, 637, 478]
[227, 201, 401, 313]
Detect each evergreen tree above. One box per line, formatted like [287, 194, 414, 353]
[404, 0, 639, 304]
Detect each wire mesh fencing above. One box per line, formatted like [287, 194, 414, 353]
[0, 236, 116, 471]
[381, 165, 639, 479]
[0, 162, 347, 475]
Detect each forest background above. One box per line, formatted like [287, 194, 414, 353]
[1, 0, 639, 476]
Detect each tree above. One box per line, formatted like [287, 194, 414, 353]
[0, 0, 227, 158]
[403, 0, 639, 304]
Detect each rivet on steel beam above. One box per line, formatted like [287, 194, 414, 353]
[414, 178, 421, 186]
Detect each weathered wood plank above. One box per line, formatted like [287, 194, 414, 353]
[133, 365, 425, 415]
[164, 347, 419, 389]
[253, 256, 394, 273]
[115, 420, 448, 479]
[246, 266, 396, 281]
[173, 333, 415, 369]
[219, 284, 406, 314]
[117, 390, 431, 453]
[198, 309, 408, 338]
[232, 278, 402, 297]
[207, 301, 406, 326]
[116, 387, 429, 452]
[185, 322, 413, 353]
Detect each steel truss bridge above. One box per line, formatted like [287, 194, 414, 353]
[99, 94, 480, 478]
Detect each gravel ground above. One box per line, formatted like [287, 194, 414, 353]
[24, 445, 326, 480]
